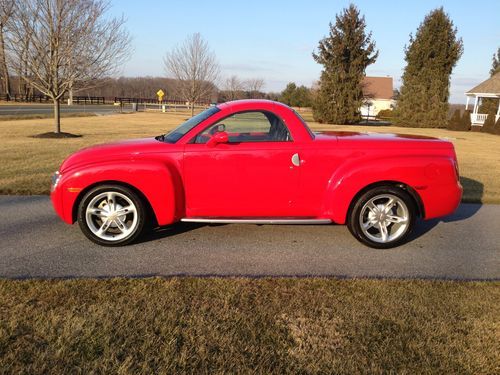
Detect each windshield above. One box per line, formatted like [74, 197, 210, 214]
[162, 106, 221, 143]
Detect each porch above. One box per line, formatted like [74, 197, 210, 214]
[465, 73, 500, 126]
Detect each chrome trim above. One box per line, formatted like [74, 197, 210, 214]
[291, 153, 300, 167]
[50, 171, 61, 192]
[181, 218, 332, 224]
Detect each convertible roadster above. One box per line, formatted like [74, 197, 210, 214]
[51, 100, 462, 248]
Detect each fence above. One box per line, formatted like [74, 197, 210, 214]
[114, 97, 209, 106]
[70, 96, 105, 104]
[0, 94, 52, 103]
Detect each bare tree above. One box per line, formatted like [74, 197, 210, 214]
[224, 75, 244, 101]
[164, 33, 219, 116]
[244, 78, 265, 98]
[6, 0, 131, 133]
[0, 0, 14, 98]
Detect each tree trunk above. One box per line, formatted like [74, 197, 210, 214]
[191, 102, 194, 117]
[53, 98, 61, 133]
[0, 26, 10, 98]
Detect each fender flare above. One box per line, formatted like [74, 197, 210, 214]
[58, 160, 184, 225]
[321, 155, 452, 224]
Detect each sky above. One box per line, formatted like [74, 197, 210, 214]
[108, 0, 500, 103]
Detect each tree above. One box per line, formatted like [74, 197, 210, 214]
[280, 82, 297, 106]
[0, 0, 14, 98]
[447, 109, 463, 131]
[394, 8, 463, 128]
[312, 4, 378, 124]
[164, 33, 219, 116]
[479, 47, 500, 114]
[482, 108, 497, 134]
[279, 82, 312, 108]
[224, 75, 244, 101]
[245, 78, 264, 98]
[6, 0, 131, 134]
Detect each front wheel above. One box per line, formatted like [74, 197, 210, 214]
[77, 185, 146, 246]
[347, 186, 416, 249]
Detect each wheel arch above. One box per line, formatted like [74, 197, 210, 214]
[346, 180, 425, 223]
[72, 180, 158, 225]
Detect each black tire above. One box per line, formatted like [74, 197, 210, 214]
[77, 184, 146, 246]
[347, 186, 416, 249]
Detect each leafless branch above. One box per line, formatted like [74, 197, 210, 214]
[164, 33, 219, 115]
[5, 0, 131, 132]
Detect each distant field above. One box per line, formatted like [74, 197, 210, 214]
[0, 111, 498, 203]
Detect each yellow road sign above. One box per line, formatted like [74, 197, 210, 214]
[157, 89, 165, 101]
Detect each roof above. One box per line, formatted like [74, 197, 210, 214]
[362, 76, 393, 100]
[466, 72, 500, 95]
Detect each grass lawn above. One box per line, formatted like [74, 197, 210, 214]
[0, 111, 498, 202]
[0, 278, 498, 374]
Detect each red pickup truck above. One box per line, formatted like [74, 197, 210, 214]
[51, 100, 462, 248]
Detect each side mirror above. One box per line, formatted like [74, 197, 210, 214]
[207, 131, 229, 147]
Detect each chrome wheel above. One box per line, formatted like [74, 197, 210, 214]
[359, 194, 409, 244]
[85, 191, 138, 242]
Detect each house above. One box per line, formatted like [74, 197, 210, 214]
[360, 76, 394, 118]
[465, 72, 500, 127]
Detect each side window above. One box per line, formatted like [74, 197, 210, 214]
[194, 111, 291, 144]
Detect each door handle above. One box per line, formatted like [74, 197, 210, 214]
[291, 153, 300, 167]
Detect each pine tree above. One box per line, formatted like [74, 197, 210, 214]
[280, 83, 297, 106]
[312, 4, 378, 124]
[494, 116, 500, 135]
[460, 110, 471, 131]
[447, 109, 462, 131]
[394, 8, 463, 128]
[479, 47, 500, 114]
[482, 109, 497, 134]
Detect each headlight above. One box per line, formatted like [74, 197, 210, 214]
[51, 171, 62, 192]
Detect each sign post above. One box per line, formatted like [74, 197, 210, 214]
[157, 89, 165, 112]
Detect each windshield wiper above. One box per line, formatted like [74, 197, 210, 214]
[155, 134, 165, 142]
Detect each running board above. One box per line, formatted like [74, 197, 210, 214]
[181, 218, 332, 225]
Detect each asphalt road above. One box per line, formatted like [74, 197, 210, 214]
[0, 104, 125, 116]
[0, 196, 498, 280]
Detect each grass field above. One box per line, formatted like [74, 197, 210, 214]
[0, 278, 498, 374]
[0, 111, 498, 202]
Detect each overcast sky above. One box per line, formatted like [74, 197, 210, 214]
[109, 0, 500, 103]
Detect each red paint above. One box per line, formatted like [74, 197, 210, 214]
[51, 100, 462, 226]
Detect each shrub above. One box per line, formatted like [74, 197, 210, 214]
[447, 109, 462, 130]
[482, 109, 497, 134]
[377, 109, 394, 119]
[460, 109, 472, 131]
[494, 115, 500, 135]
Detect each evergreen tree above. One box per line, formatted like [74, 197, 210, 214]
[279, 82, 297, 106]
[482, 109, 497, 134]
[447, 109, 462, 131]
[279, 82, 312, 108]
[494, 116, 500, 136]
[394, 8, 463, 128]
[460, 110, 471, 131]
[479, 47, 500, 114]
[312, 4, 378, 124]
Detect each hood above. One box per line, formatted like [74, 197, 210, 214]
[315, 131, 454, 149]
[59, 137, 173, 172]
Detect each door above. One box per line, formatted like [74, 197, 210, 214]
[183, 110, 301, 217]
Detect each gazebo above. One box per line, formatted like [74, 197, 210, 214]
[465, 72, 500, 127]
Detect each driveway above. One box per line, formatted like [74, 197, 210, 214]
[0, 196, 498, 279]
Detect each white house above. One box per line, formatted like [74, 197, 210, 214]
[360, 76, 394, 118]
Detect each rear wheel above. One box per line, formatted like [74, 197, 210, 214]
[347, 186, 416, 249]
[77, 185, 146, 246]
